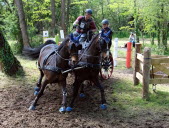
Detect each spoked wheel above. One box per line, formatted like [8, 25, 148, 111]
[100, 55, 114, 80]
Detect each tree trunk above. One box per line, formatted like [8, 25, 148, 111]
[134, 0, 139, 43]
[150, 32, 155, 45]
[50, 0, 56, 37]
[157, 21, 161, 47]
[0, 31, 23, 76]
[160, 4, 167, 51]
[61, 0, 66, 36]
[66, 0, 71, 33]
[14, 0, 30, 48]
[161, 21, 168, 51]
[16, 19, 24, 53]
[140, 31, 145, 45]
[101, 0, 104, 19]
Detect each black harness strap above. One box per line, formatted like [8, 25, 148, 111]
[43, 51, 56, 66]
[41, 65, 62, 73]
[39, 50, 69, 73]
[77, 62, 101, 69]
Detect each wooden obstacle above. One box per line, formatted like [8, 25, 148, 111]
[133, 43, 169, 99]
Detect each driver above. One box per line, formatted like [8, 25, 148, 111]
[73, 9, 97, 45]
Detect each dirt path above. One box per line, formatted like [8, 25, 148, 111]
[1, 65, 169, 128]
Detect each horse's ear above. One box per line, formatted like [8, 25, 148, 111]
[71, 42, 76, 48]
[77, 44, 82, 50]
[69, 42, 75, 50]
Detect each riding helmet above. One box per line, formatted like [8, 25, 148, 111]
[85, 9, 93, 15]
[101, 19, 109, 25]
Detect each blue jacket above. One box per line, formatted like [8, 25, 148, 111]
[101, 27, 113, 43]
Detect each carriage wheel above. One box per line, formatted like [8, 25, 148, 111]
[100, 55, 114, 80]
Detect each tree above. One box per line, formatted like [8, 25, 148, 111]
[66, 0, 71, 33]
[61, 0, 66, 36]
[50, 0, 56, 37]
[0, 31, 23, 76]
[14, 0, 30, 48]
[1, 0, 168, 55]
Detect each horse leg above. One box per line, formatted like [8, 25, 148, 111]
[79, 83, 85, 98]
[58, 81, 67, 113]
[34, 69, 44, 96]
[66, 79, 82, 112]
[92, 78, 107, 110]
[29, 79, 48, 110]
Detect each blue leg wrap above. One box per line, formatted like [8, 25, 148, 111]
[66, 107, 73, 112]
[34, 91, 39, 96]
[59, 107, 66, 113]
[34, 87, 40, 91]
[29, 105, 36, 110]
[79, 93, 85, 98]
[100, 104, 107, 110]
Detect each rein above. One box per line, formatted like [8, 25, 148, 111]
[80, 53, 100, 58]
[55, 51, 70, 61]
[62, 34, 102, 74]
[78, 34, 101, 61]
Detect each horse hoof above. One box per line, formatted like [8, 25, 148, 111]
[79, 93, 85, 98]
[34, 87, 40, 91]
[66, 107, 73, 112]
[34, 91, 39, 96]
[59, 107, 66, 113]
[100, 104, 107, 110]
[29, 105, 36, 110]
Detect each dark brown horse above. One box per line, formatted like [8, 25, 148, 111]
[28, 34, 82, 112]
[66, 33, 109, 112]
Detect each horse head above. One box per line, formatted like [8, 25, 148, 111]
[68, 33, 82, 63]
[99, 36, 110, 59]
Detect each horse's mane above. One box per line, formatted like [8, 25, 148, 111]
[90, 33, 100, 43]
[86, 33, 100, 51]
[57, 36, 70, 51]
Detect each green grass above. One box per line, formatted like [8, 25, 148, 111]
[0, 55, 39, 88]
[108, 43, 169, 118]
[109, 77, 169, 119]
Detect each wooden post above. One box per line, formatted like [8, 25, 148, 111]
[126, 42, 132, 68]
[113, 38, 118, 67]
[133, 43, 141, 85]
[142, 47, 151, 100]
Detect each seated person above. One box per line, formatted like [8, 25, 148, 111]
[129, 32, 136, 47]
[124, 32, 136, 47]
[100, 19, 113, 49]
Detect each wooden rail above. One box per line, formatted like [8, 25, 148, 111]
[133, 43, 169, 100]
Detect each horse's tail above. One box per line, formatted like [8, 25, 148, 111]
[22, 40, 56, 59]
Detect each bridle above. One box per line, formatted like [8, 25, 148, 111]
[54, 40, 80, 62]
[78, 34, 101, 61]
[99, 37, 110, 58]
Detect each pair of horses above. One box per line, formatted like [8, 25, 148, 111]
[25, 33, 109, 112]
